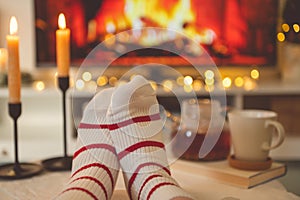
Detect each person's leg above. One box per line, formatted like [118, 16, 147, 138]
[108, 75, 194, 200]
[56, 88, 120, 200]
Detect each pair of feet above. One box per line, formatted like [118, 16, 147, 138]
[56, 76, 193, 200]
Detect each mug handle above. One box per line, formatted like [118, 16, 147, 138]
[262, 120, 285, 151]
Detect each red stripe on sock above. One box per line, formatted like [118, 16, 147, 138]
[78, 113, 160, 131]
[78, 123, 108, 129]
[71, 176, 108, 200]
[72, 163, 114, 189]
[61, 187, 98, 200]
[147, 182, 178, 200]
[137, 174, 163, 200]
[108, 113, 161, 130]
[127, 162, 171, 199]
[73, 143, 116, 160]
[118, 141, 165, 160]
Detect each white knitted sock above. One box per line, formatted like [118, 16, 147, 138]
[108, 75, 194, 200]
[56, 88, 119, 200]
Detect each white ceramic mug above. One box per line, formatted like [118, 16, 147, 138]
[228, 110, 285, 161]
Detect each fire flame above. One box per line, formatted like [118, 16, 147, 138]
[123, 0, 195, 30]
[102, 0, 215, 47]
[58, 13, 66, 29]
[9, 16, 18, 35]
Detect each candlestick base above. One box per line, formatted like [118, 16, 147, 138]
[42, 156, 72, 171]
[0, 163, 43, 180]
[42, 76, 72, 171]
[0, 103, 43, 180]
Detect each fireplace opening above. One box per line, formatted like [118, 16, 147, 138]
[35, 0, 279, 67]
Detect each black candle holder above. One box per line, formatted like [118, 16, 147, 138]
[0, 103, 43, 179]
[42, 77, 72, 171]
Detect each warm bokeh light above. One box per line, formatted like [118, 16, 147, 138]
[204, 70, 214, 79]
[54, 72, 58, 87]
[76, 79, 85, 90]
[33, 81, 45, 91]
[205, 78, 214, 86]
[250, 69, 260, 79]
[0, 48, 8, 70]
[234, 76, 244, 87]
[277, 32, 285, 42]
[162, 80, 173, 92]
[282, 23, 290, 32]
[184, 76, 193, 85]
[58, 13, 66, 29]
[82, 72, 92, 82]
[9, 16, 18, 35]
[192, 79, 202, 91]
[70, 77, 74, 88]
[97, 76, 108, 86]
[184, 85, 193, 93]
[293, 24, 300, 33]
[244, 77, 257, 91]
[176, 76, 184, 86]
[222, 77, 232, 88]
[87, 81, 97, 91]
[109, 76, 118, 86]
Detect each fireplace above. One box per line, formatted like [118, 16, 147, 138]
[35, 0, 279, 68]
